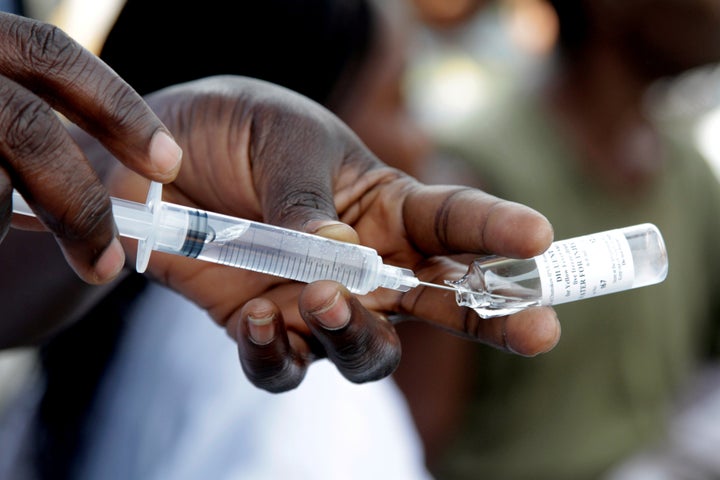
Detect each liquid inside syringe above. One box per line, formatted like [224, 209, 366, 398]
[170, 202, 418, 294]
[11, 182, 451, 295]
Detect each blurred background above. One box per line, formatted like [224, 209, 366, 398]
[401, 0, 720, 182]
[20, 0, 720, 178]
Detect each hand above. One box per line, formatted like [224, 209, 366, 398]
[106, 76, 561, 392]
[0, 12, 182, 284]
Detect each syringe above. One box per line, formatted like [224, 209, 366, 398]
[11, 182, 454, 295]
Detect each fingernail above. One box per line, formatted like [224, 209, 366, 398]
[310, 291, 351, 330]
[248, 314, 275, 345]
[149, 130, 182, 175]
[309, 221, 359, 244]
[94, 238, 125, 283]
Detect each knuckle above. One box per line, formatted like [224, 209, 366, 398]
[256, 157, 336, 225]
[98, 78, 147, 130]
[332, 332, 401, 383]
[0, 91, 54, 154]
[23, 22, 85, 77]
[462, 309, 483, 340]
[432, 188, 476, 250]
[274, 187, 335, 222]
[460, 309, 513, 352]
[249, 98, 337, 160]
[2, 18, 144, 130]
[1, 17, 148, 133]
[51, 185, 112, 241]
[243, 358, 305, 393]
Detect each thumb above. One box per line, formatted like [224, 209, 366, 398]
[249, 103, 369, 241]
[305, 220, 360, 244]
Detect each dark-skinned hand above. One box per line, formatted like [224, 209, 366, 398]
[96, 76, 560, 393]
[0, 12, 182, 283]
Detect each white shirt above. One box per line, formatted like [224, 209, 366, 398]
[76, 282, 433, 480]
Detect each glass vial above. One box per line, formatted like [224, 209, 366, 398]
[447, 223, 668, 318]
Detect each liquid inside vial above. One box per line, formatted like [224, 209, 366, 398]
[446, 257, 544, 318]
[446, 224, 668, 319]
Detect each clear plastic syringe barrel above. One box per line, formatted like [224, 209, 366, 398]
[152, 202, 419, 295]
[10, 186, 418, 293]
[448, 223, 668, 318]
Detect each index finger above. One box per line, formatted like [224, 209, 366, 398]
[0, 13, 182, 180]
[399, 274, 561, 356]
[403, 186, 554, 259]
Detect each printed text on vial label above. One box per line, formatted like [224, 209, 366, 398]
[535, 230, 634, 305]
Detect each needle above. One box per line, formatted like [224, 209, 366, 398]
[416, 280, 458, 292]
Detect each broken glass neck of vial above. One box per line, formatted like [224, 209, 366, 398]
[447, 256, 543, 318]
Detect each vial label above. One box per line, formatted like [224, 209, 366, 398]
[535, 229, 634, 305]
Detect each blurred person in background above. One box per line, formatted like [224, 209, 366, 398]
[395, 0, 720, 478]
